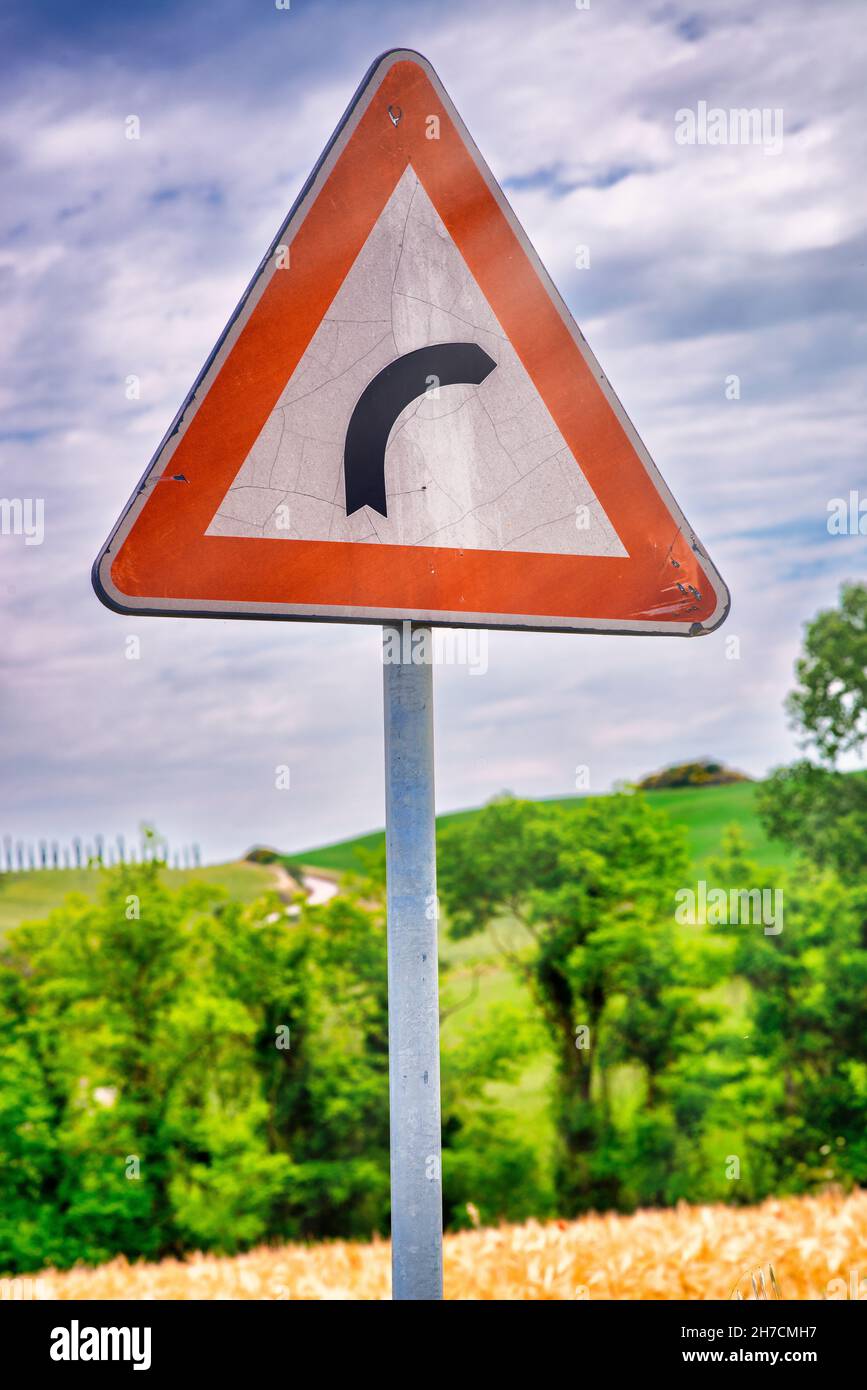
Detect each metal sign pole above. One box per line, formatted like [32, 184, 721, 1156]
[382, 621, 443, 1301]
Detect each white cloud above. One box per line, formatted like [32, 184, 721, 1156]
[1, 0, 864, 860]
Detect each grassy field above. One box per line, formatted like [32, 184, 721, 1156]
[0, 860, 275, 938]
[29, 1188, 866, 1300]
[296, 781, 792, 875]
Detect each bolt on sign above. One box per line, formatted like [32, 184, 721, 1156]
[93, 51, 729, 636]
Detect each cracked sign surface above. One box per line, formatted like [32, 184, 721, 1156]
[209, 168, 625, 560]
[93, 50, 729, 635]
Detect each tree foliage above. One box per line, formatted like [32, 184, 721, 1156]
[786, 580, 867, 762]
[758, 582, 867, 878]
[438, 793, 718, 1213]
[638, 759, 750, 790]
[0, 862, 535, 1272]
[702, 831, 867, 1198]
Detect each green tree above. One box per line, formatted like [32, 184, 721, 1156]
[758, 581, 867, 878]
[440, 1004, 546, 1227]
[0, 856, 546, 1273]
[1, 861, 283, 1267]
[437, 794, 715, 1213]
[705, 833, 867, 1195]
[786, 580, 867, 761]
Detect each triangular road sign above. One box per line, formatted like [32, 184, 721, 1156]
[93, 49, 729, 636]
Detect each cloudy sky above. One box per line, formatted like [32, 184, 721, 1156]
[1, 0, 864, 862]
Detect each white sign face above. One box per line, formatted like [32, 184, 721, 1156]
[93, 49, 728, 636]
[208, 168, 626, 561]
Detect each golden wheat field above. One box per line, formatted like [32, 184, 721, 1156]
[22, 1189, 867, 1301]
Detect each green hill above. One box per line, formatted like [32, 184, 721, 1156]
[296, 780, 791, 876]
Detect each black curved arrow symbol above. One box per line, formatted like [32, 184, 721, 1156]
[343, 342, 497, 517]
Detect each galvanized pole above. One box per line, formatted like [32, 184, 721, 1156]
[382, 621, 443, 1301]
